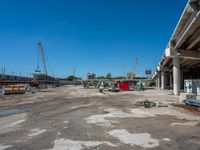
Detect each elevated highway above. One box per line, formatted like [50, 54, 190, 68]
[153, 0, 200, 95]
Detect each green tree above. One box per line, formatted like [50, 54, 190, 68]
[96, 76, 105, 79]
[67, 75, 77, 81]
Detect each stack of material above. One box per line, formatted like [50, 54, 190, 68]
[184, 79, 200, 95]
[0, 84, 26, 95]
[185, 99, 200, 107]
[179, 93, 196, 104]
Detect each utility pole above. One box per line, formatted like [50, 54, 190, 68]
[123, 64, 126, 78]
[133, 58, 138, 76]
[3, 67, 5, 75]
[73, 67, 76, 81]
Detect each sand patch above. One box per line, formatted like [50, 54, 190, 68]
[63, 121, 69, 124]
[72, 103, 94, 109]
[108, 129, 169, 148]
[65, 86, 105, 98]
[86, 107, 200, 127]
[28, 128, 46, 138]
[162, 138, 171, 142]
[51, 138, 117, 150]
[85, 108, 155, 127]
[171, 121, 199, 126]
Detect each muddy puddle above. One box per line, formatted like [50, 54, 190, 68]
[0, 108, 26, 117]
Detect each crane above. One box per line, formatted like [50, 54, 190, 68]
[35, 42, 48, 75]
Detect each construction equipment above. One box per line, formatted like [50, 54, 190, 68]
[82, 79, 99, 88]
[35, 42, 48, 75]
[117, 80, 144, 91]
[134, 80, 144, 91]
[118, 81, 130, 91]
[33, 42, 58, 86]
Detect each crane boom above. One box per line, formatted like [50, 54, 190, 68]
[38, 42, 48, 75]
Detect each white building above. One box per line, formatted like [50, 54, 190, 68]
[87, 72, 96, 79]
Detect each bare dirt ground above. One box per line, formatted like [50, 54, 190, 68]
[0, 85, 200, 150]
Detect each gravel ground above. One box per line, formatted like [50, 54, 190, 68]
[0, 86, 200, 150]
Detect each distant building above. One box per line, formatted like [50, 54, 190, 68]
[126, 72, 136, 80]
[87, 72, 96, 79]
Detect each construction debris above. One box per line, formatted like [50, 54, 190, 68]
[117, 80, 144, 91]
[135, 100, 168, 108]
[179, 93, 197, 104]
[185, 99, 200, 107]
[173, 104, 200, 115]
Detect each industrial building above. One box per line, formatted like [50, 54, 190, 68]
[153, 0, 200, 95]
[87, 72, 96, 79]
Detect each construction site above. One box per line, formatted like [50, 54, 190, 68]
[0, 0, 200, 150]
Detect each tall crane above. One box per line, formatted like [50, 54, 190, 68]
[35, 42, 48, 75]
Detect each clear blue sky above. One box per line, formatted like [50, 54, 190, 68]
[0, 0, 188, 78]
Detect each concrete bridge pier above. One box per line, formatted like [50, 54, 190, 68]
[173, 55, 180, 96]
[157, 72, 161, 89]
[161, 71, 165, 90]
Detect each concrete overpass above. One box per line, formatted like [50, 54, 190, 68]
[153, 0, 200, 95]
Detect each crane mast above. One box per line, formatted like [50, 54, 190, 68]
[38, 42, 48, 75]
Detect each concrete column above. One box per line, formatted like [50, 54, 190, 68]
[173, 56, 180, 95]
[180, 71, 184, 89]
[161, 71, 165, 90]
[155, 77, 158, 87]
[157, 72, 161, 89]
[169, 73, 173, 89]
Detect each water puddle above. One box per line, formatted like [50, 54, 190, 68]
[0, 108, 25, 117]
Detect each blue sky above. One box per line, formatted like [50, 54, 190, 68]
[0, 0, 188, 78]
